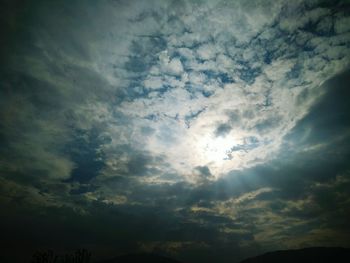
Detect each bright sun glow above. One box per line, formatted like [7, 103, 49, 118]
[196, 134, 234, 165]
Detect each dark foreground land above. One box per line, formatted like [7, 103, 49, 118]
[97, 253, 181, 263]
[97, 247, 350, 263]
[240, 247, 350, 263]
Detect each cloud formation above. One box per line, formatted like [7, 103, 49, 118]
[1, 0, 350, 262]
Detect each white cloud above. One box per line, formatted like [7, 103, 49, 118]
[196, 43, 217, 60]
[7, 0, 350, 185]
[83, 0, 350, 182]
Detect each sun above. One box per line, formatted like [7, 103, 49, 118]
[196, 133, 234, 165]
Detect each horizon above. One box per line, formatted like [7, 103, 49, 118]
[27, 246, 350, 263]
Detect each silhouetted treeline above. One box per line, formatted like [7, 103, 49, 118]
[31, 249, 91, 263]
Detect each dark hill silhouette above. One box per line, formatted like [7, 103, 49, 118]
[96, 253, 181, 263]
[240, 247, 350, 263]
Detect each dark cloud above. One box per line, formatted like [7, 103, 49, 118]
[194, 166, 213, 182]
[65, 128, 107, 184]
[287, 69, 350, 146]
[215, 123, 232, 137]
[127, 153, 153, 176]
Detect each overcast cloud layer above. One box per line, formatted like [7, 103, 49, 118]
[1, 0, 350, 262]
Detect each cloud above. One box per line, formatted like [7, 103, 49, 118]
[1, 1, 350, 262]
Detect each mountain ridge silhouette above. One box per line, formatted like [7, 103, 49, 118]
[95, 247, 350, 263]
[240, 247, 350, 263]
[96, 252, 182, 263]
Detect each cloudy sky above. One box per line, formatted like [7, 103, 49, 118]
[1, 0, 350, 262]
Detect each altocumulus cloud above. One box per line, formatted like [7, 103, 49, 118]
[1, 0, 350, 262]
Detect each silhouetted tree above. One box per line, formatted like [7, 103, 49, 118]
[31, 249, 91, 263]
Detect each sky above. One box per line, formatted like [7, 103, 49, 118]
[1, 0, 350, 262]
